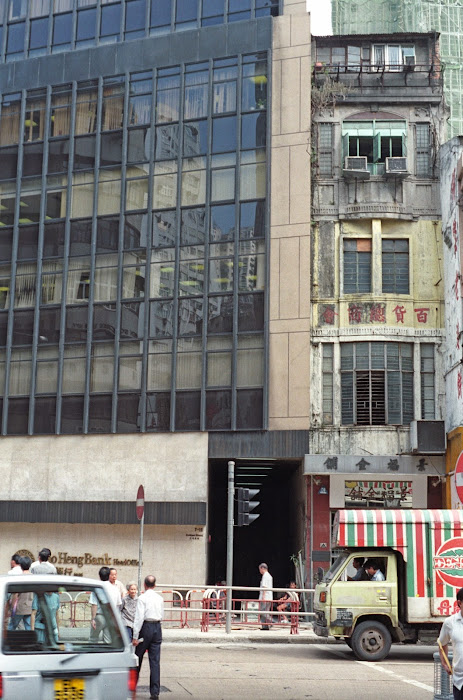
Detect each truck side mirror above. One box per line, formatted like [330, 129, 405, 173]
[317, 567, 324, 583]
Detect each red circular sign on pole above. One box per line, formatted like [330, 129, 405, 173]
[136, 485, 145, 520]
[455, 452, 463, 504]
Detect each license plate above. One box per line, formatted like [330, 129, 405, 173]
[54, 678, 85, 699]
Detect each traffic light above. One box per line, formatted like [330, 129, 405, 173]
[236, 487, 260, 526]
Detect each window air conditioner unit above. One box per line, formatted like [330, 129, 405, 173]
[343, 156, 370, 179]
[345, 156, 368, 171]
[410, 420, 445, 455]
[404, 55, 415, 68]
[385, 157, 408, 175]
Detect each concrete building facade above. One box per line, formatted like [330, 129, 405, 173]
[0, 0, 311, 588]
[307, 32, 446, 580]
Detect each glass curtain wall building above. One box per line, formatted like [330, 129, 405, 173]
[0, 0, 277, 436]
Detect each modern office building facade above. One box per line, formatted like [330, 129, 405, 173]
[331, 0, 463, 137]
[0, 0, 311, 586]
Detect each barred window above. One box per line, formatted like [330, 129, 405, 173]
[318, 123, 333, 177]
[382, 239, 409, 294]
[421, 344, 435, 419]
[343, 238, 371, 293]
[416, 123, 431, 177]
[322, 344, 333, 424]
[341, 342, 414, 425]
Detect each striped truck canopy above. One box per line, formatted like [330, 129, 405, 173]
[333, 509, 463, 601]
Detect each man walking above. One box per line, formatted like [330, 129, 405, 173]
[258, 562, 273, 630]
[133, 575, 164, 700]
[30, 548, 57, 574]
[439, 587, 463, 699]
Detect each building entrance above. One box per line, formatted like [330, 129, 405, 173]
[207, 460, 304, 592]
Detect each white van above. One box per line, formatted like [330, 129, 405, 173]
[0, 574, 137, 699]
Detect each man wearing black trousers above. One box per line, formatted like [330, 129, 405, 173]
[132, 575, 164, 700]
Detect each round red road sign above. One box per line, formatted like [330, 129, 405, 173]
[136, 484, 145, 520]
[455, 452, 463, 504]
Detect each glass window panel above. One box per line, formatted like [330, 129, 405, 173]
[175, 390, 200, 430]
[237, 343, 263, 386]
[0, 229, 13, 263]
[241, 112, 266, 150]
[212, 116, 236, 153]
[213, 81, 236, 114]
[176, 0, 197, 23]
[147, 339, 172, 390]
[100, 131, 123, 167]
[0, 146, 18, 180]
[0, 95, 21, 146]
[36, 357, 58, 394]
[12, 309, 34, 345]
[126, 0, 146, 32]
[41, 265, 63, 305]
[77, 7, 96, 41]
[128, 128, 150, 163]
[152, 210, 176, 247]
[206, 390, 231, 429]
[60, 394, 84, 433]
[33, 396, 56, 434]
[178, 297, 202, 335]
[184, 80, 208, 120]
[149, 299, 173, 337]
[183, 121, 207, 157]
[126, 178, 149, 211]
[69, 219, 92, 257]
[122, 265, 145, 299]
[240, 200, 264, 239]
[65, 306, 88, 342]
[71, 172, 95, 218]
[7, 22, 25, 57]
[208, 295, 232, 333]
[101, 3, 121, 38]
[117, 393, 142, 433]
[48, 139, 69, 174]
[52, 13, 72, 49]
[9, 349, 32, 394]
[146, 392, 170, 430]
[119, 355, 142, 390]
[7, 397, 29, 434]
[176, 338, 201, 389]
[209, 258, 233, 293]
[74, 135, 96, 170]
[31, 0, 50, 15]
[242, 59, 267, 111]
[181, 166, 206, 207]
[9, 0, 27, 19]
[88, 394, 112, 433]
[211, 168, 235, 202]
[97, 173, 122, 216]
[75, 86, 98, 135]
[29, 17, 49, 51]
[210, 204, 235, 241]
[238, 251, 265, 291]
[207, 347, 231, 386]
[97, 216, 119, 253]
[152, 162, 177, 209]
[102, 87, 124, 131]
[17, 225, 38, 261]
[39, 306, 61, 344]
[93, 303, 117, 340]
[156, 73, 180, 123]
[236, 388, 263, 429]
[155, 124, 179, 160]
[150, 0, 171, 28]
[181, 207, 205, 245]
[240, 160, 266, 200]
[150, 259, 175, 297]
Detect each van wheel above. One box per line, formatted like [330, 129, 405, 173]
[351, 621, 391, 661]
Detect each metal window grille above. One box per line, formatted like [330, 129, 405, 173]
[416, 123, 431, 177]
[318, 123, 333, 177]
[420, 343, 435, 420]
[322, 343, 333, 424]
[343, 238, 371, 293]
[381, 238, 409, 294]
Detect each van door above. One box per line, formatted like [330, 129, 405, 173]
[328, 553, 398, 632]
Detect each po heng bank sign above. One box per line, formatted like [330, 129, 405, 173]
[46, 552, 139, 576]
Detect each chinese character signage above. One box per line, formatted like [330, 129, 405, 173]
[345, 480, 413, 508]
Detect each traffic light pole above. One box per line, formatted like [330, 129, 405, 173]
[225, 459, 235, 634]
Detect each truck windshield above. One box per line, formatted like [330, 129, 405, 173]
[323, 553, 349, 582]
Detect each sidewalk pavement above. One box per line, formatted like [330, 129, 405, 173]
[162, 623, 331, 644]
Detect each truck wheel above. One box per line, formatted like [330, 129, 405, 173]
[351, 621, 391, 661]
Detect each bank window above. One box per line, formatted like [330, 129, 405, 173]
[6, 22, 25, 61]
[52, 12, 72, 52]
[150, 0, 171, 33]
[322, 343, 333, 425]
[343, 119, 406, 175]
[29, 17, 49, 56]
[341, 342, 414, 426]
[100, 3, 122, 42]
[343, 238, 371, 294]
[382, 239, 409, 294]
[421, 344, 435, 419]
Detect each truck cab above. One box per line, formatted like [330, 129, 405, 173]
[314, 550, 399, 661]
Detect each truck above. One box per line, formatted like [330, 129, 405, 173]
[313, 508, 463, 661]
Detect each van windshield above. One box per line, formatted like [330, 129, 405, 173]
[2, 582, 124, 654]
[323, 553, 349, 582]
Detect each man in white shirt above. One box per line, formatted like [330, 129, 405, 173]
[30, 548, 57, 574]
[89, 566, 122, 644]
[133, 575, 164, 700]
[258, 562, 273, 630]
[439, 587, 463, 699]
[8, 554, 22, 575]
[365, 560, 386, 582]
[109, 567, 126, 601]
